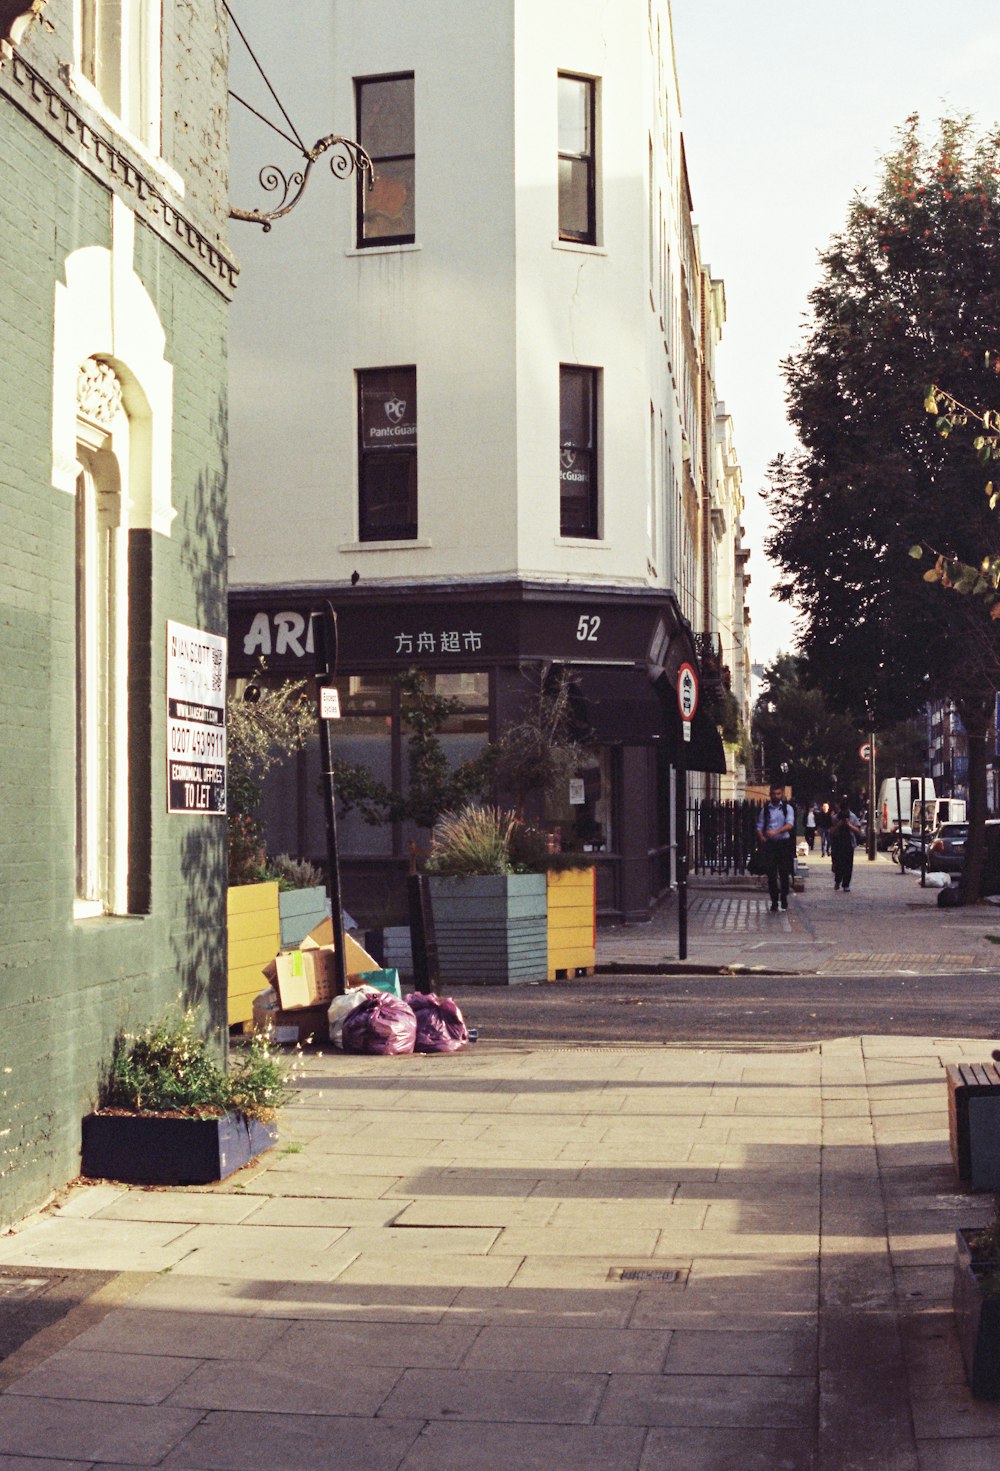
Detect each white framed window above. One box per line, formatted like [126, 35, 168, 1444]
[77, 0, 162, 152]
[74, 360, 132, 918]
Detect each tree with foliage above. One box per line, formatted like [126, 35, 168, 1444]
[765, 113, 1000, 901]
[227, 675, 314, 884]
[752, 655, 866, 802]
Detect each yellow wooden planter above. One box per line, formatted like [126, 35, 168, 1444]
[546, 867, 596, 980]
[227, 881, 280, 1027]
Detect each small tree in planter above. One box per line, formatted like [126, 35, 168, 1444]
[82, 1008, 293, 1185]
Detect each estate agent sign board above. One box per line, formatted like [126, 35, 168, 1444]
[166, 620, 227, 814]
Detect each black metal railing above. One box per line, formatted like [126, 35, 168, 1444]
[688, 797, 760, 875]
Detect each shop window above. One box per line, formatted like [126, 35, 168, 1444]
[545, 747, 614, 853]
[78, 0, 162, 151]
[358, 366, 418, 541]
[560, 365, 599, 538]
[356, 73, 415, 246]
[558, 73, 597, 244]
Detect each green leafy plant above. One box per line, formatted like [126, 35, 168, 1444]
[424, 804, 518, 876]
[227, 673, 314, 885]
[101, 1008, 293, 1123]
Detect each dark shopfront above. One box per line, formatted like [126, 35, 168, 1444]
[227, 581, 725, 925]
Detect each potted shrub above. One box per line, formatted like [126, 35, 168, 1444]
[424, 805, 548, 986]
[81, 1008, 291, 1185]
[953, 1211, 1000, 1399]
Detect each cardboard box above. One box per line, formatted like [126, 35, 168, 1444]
[252, 988, 329, 1044]
[303, 920, 379, 976]
[263, 946, 339, 1010]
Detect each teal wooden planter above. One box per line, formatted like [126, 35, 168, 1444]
[427, 873, 548, 986]
[278, 885, 328, 948]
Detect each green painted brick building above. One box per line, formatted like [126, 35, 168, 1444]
[0, 2, 238, 1227]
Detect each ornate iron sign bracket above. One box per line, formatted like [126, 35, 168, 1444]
[230, 131, 374, 232]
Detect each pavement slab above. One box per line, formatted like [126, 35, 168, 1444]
[1, 1017, 997, 1469]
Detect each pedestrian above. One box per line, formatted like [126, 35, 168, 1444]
[817, 801, 833, 857]
[756, 782, 796, 912]
[829, 796, 861, 892]
[804, 803, 817, 852]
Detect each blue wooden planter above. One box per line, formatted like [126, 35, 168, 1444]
[427, 873, 548, 986]
[81, 1111, 277, 1185]
[954, 1228, 1000, 1399]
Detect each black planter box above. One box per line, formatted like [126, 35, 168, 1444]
[953, 1228, 1000, 1399]
[81, 1111, 277, 1185]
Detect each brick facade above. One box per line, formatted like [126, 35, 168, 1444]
[0, 3, 234, 1226]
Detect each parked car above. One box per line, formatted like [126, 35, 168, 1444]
[927, 820, 1000, 883]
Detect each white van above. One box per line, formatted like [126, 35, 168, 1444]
[911, 797, 966, 836]
[875, 777, 935, 847]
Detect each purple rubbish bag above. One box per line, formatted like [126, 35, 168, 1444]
[341, 993, 417, 1056]
[405, 992, 470, 1053]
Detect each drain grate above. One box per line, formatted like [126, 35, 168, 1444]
[609, 1267, 682, 1283]
[0, 1277, 51, 1302]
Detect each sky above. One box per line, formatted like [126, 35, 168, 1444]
[669, 0, 1000, 669]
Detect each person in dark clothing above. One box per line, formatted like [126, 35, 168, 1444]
[756, 783, 796, 911]
[829, 797, 861, 891]
[817, 801, 833, 856]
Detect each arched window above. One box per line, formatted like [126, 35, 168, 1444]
[74, 358, 140, 917]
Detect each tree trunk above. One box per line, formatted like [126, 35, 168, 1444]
[957, 701, 991, 906]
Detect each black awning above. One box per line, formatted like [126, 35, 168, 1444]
[565, 665, 665, 745]
[684, 704, 729, 775]
[649, 673, 729, 774]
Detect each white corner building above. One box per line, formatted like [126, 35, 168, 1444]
[227, 0, 749, 922]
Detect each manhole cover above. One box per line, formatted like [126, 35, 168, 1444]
[0, 1278, 51, 1302]
[609, 1268, 682, 1283]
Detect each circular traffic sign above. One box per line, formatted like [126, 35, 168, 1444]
[859, 741, 873, 761]
[677, 663, 699, 722]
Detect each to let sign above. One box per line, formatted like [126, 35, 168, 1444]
[166, 620, 227, 815]
[677, 662, 698, 743]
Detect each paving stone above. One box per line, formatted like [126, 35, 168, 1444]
[598, 1370, 815, 1426]
[391, 1196, 558, 1228]
[157, 1410, 422, 1470]
[0, 1220, 195, 1274]
[92, 1193, 263, 1225]
[447, 1285, 637, 1328]
[5, 1348, 198, 1404]
[663, 1328, 816, 1376]
[65, 1307, 292, 1359]
[0, 1396, 201, 1465]
[335, 1252, 519, 1288]
[916, 1438, 1000, 1469]
[266, 1318, 478, 1369]
[165, 1357, 401, 1415]
[237, 1195, 404, 1228]
[462, 1323, 670, 1372]
[396, 1421, 647, 1471]
[379, 1366, 607, 1423]
[491, 1225, 660, 1257]
[639, 1425, 816, 1470]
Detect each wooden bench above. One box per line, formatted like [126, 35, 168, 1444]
[947, 1062, 1000, 1189]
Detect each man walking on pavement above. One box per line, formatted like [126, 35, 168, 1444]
[829, 795, 861, 892]
[757, 781, 796, 912]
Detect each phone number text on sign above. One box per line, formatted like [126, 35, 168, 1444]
[166, 620, 227, 814]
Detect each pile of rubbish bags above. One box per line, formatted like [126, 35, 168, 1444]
[329, 988, 471, 1056]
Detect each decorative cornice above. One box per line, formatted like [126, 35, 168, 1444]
[0, 50, 238, 298]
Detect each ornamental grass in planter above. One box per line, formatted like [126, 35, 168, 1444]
[82, 1008, 292, 1185]
[953, 1213, 1000, 1399]
[424, 805, 548, 986]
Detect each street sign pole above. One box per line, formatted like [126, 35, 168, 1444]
[314, 602, 348, 996]
[675, 663, 698, 963]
